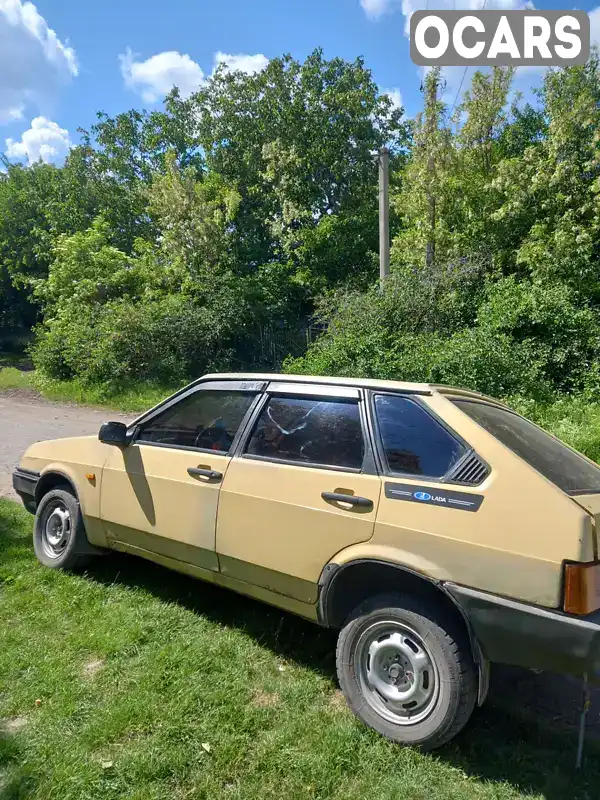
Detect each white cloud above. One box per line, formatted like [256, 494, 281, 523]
[382, 87, 403, 109]
[0, 0, 77, 124]
[5, 116, 71, 164]
[360, 0, 400, 20]
[119, 48, 206, 103]
[213, 51, 269, 75]
[120, 48, 269, 104]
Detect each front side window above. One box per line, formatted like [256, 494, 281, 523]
[452, 399, 600, 495]
[137, 390, 256, 452]
[245, 396, 365, 470]
[374, 394, 465, 478]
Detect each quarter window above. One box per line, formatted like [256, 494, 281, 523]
[137, 391, 256, 452]
[245, 396, 365, 470]
[374, 394, 465, 478]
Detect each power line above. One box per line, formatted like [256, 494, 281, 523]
[448, 0, 488, 118]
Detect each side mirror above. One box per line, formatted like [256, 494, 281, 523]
[99, 421, 128, 446]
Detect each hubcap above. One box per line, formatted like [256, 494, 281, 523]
[355, 620, 439, 725]
[42, 503, 71, 559]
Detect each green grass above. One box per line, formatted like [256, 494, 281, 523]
[0, 367, 33, 392]
[1, 499, 599, 800]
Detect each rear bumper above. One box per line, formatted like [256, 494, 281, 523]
[447, 583, 600, 681]
[12, 468, 39, 514]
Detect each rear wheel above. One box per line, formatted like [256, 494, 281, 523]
[33, 488, 94, 570]
[336, 593, 477, 750]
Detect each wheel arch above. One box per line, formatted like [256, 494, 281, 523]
[34, 469, 79, 506]
[318, 558, 489, 706]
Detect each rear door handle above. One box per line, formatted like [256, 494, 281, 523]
[321, 491, 373, 509]
[187, 467, 223, 481]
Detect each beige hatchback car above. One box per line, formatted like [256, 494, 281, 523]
[13, 373, 600, 749]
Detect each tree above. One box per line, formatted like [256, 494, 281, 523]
[189, 49, 408, 295]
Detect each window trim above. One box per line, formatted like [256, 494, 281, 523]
[130, 379, 266, 433]
[367, 390, 471, 484]
[234, 389, 374, 474]
[132, 385, 263, 456]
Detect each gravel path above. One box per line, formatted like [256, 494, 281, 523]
[0, 389, 130, 500]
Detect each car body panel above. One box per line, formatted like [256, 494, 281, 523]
[368, 393, 595, 607]
[19, 435, 111, 547]
[100, 443, 231, 572]
[216, 457, 382, 603]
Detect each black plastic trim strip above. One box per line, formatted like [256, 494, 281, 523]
[384, 481, 484, 512]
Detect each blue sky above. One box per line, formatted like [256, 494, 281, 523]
[1, 0, 599, 164]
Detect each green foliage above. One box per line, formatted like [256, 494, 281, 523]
[286, 267, 546, 398]
[2, 51, 600, 406]
[33, 294, 235, 386]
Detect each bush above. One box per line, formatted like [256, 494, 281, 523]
[478, 277, 600, 393]
[287, 268, 600, 400]
[32, 295, 238, 387]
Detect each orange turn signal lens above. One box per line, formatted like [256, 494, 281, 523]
[563, 562, 600, 615]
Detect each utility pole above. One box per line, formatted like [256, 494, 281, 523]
[379, 146, 390, 286]
[424, 70, 439, 269]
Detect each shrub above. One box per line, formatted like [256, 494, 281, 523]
[32, 295, 238, 387]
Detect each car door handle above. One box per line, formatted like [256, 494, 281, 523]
[321, 492, 373, 509]
[187, 467, 223, 481]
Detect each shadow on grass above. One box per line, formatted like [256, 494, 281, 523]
[82, 550, 600, 799]
[0, 732, 36, 800]
[0, 352, 33, 371]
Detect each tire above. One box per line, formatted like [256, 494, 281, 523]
[336, 593, 477, 750]
[33, 488, 94, 570]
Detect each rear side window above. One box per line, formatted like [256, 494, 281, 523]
[137, 390, 256, 452]
[245, 396, 364, 470]
[374, 394, 465, 478]
[452, 399, 600, 495]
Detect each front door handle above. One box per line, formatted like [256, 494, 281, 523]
[321, 491, 373, 509]
[187, 467, 223, 481]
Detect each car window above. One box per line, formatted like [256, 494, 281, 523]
[245, 396, 365, 470]
[137, 391, 256, 452]
[452, 399, 600, 495]
[374, 394, 465, 478]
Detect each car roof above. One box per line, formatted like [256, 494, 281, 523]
[199, 372, 509, 406]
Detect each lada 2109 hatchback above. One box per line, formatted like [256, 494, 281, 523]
[12, 374, 600, 750]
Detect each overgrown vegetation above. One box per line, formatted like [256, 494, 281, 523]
[1, 498, 599, 799]
[1, 50, 600, 414]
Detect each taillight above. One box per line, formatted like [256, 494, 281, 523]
[563, 562, 600, 615]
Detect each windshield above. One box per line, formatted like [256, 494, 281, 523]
[451, 399, 600, 495]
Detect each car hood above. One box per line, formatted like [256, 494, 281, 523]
[19, 435, 107, 472]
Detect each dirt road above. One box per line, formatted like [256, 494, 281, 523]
[0, 389, 130, 500]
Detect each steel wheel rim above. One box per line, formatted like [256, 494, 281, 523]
[42, 502, 72, 559]
[355, 620, 440, 726]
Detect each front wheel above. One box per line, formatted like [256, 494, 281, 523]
[33, 488, 94, 570]
[336, 593, 477, 750]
